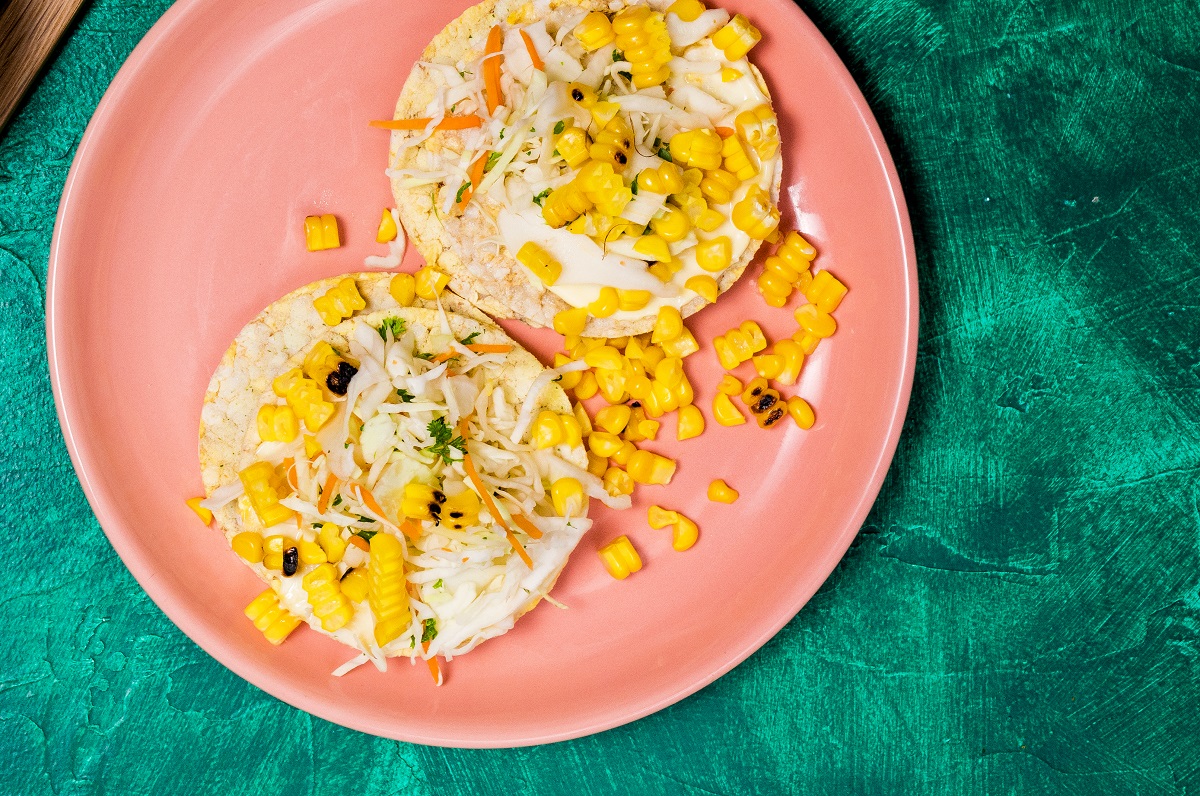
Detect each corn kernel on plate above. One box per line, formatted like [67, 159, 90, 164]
[47, 0, 917, 746]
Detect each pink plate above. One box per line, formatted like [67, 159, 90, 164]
[48, 0, 916, 746]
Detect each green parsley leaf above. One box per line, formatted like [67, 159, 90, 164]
[422, 618, 438, 643]
[332, 494, 342, 507]
[357, 516, 376, 523]
[499, 127, 505, 139]
[532, 188, 551, 207]
[657, 143, 672, 161]
[612, 49, 624, 62]
[459, 331, 482, 345]
[396, 388, 415, 402]
[631, 176, 639, 195]
[377, 316, 406, 340]
[455, 181, 470, 203]
[423, 416, 467, 464]
[619, 70, 632, 80]
[553, 120, 565, 135]
[354, 530, 377, 541]
[414, 351, 435, 360]
[485, 151, 502, 172]
[433, 579, 444, 589]
[311, 523, 322, 529]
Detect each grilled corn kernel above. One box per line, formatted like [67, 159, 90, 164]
[554, 123, 591, 168]
[595, 405, 632, 435]
[684, 274, 719, 303]
[543, 181, 594, 228]
[339, 568, 369, 603]
[602, 467, 635, 497]
[554, 306, 590, 336]
[611, 440, 637, 466]
[755, 398, 787, 429]
[633, 234, 672, 262]
[639, 162, 686, 195]
[566, 82, 598, 108]
[627, 449, 676, 485]
[741, 376, 769, 404]
[712, 13, 761, 60]
[732, 184, 780, 240]
[676, 404, 704, 440]
[415, 266, 450, 300]
[651, 305, 683, 344]
[231, 531, 264, 563]
[303, 214, 340, 251]
[671, 515, 700, 551]
[717, 374, 743, 395]
[700, 168, 741, 205]
[592, 114, 634, 170]
[302, 341, 342, 384]
[389, 273, 416, 307]
[598, 535, 642, 580]
[574, 11, 616, 50]
[752, 353, 784, 379]
[588, 287, 621, 319]
[368, 532, 412, 647]
[707, 479, 739, 503]
[186, 497, 213, 525]
[533, 410, 566, 449]
[587, 450, 608, 477]
[313, 277, 365, 326]
[795, 303, 837, 338]
[588, 431, 624, 458]
[302, 563, 354, 632]
[402, 482, 445, 521]
[574, 370, 599, 399]
[660, 328, 699, 359]
[245, 589, 302, 645]
[695, 236, 733, 272]
[806, 270, 849, 313]
[667, 0, 705, 22]
[318, 523, 346, 563]
[713, 392, 746, 426]
[773, 339, 805, 385]
[740, 320, 768, 352]
[735, 104, 780, 160]
[669, 128, 723, 170]
[787, 396, 816, 429]
[256, 404, 299, 443]
[516, 242, 562, 286]
[551, 477, 589, 517]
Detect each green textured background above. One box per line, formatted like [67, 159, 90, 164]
[2, 0, 1198, 792]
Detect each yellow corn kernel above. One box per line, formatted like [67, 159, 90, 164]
[651, 305, 683, 344]
[725, 329, 755, 362]
[712, 13, 761, 60]
[279, 372, 335, 432]
[696, 207, 726, 232]
[261, 534, 295, 570]
[700, 168, 741, 205]
[368, 532, 412, 647]
[533, 410, 566, 449]
[567, 82, 599, 108]
[617, 289, 653, 311]
[667, 0, 705, 22]
[389, 273, 416, 307]
[637, 417, 660, 441]
[186, 497, 213, 525]
[256, 404, 299, 443]
[773, 339, 805, 385]
[318, 523, 346, 563]
[624, 370, 651, 400]
[302, 563, 354, 632]
[401, 482, 445, 521]
[231, 531, 264, 563]
[787, 396, 816, 429]
[239, 462, 294, 527]
[676, 404, 704, 440]
[553, 354, 582, 390]
[415, 266, 450, 300]
[651, 379, 680, 413]
[721, 67, 743, 81]
[641, 388, 663, 419]
[778, 230, 817, 267]
[551, 477, 589, 517]
[740, 320, 768, 352]
[696, 236, 733, 272]
[717, 374, 743, 395]
[713, 336, 738, 370]
[713, 392, 746, 426]
[757, 270, 793, 306]
[732, 184, 780, 240]
[633, 234, 672, 262]
[646, 505, 679, 530]
[652, 356, 683, 389]
[543, 181, 594, 228]
[313, 277, 365, 326]
[611, 440, 637, 466]
[573, 401, 593, 438]
[764, 252, 802, 282]
[339, 568, 369, 603]
[560, 414, 584, 448]
[741, 376, 769, 405]
[587, 287, 620, 319]
[595, 405, 632, 435]
[735, 104, 780, 160]
[684, 274, 719, 303]
[590, 115, 635, 171]
[598, 535, 642, 580]
[303, 214, 340, 252]
[553, 306, 590, 336]
[622, 407, 646, 441]
[589, 99, 621, 129]
[751, 353, 784, 379]
[245, 589, 302, 645]
[670, 129, 723, 171]
[555, 123, 592, 169]
[806, 270, 849, 313]
[660, 327, 700, 359]
[588, 431, 624, 458]
[794, 303, 837, 338]
[440, 490, 482, 531]
[574, 11, 615, 50]
[582, 344, 623, 371]
[752, 390, 787, 429]
[574, 370, 599, 399]
[376, 208, 398, 243]
[587, 450, 608, 477]
[639, 162, 685, 195]
[639, 343, 665, 370]
[707, 479, 739, 503]
[671, 514, 699, 551]
[650, 206, 691, 243]
[516, 241, 562, 286]
[627, 449, 676, 485]
[297, 538, 326, 565]
[647, 262, 673, 282]
[302, 341, 342, 385]
[602, 467, 635, 497]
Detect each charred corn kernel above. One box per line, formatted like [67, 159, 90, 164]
[588, 431, 624, 458]
[602, 467, 634, 497]
[516, 242, 562, 286]
[587, 450, 608, 477]
[186, 497, 213, 525]
[757, 269, 793, 306]
[752, 353, 784, 379]
[245, 589, 302, 645]
[560, 414, 584, 448]
[554, 124, 591, 169]
[741, 376, 769, 404]
[669, 128, 723, 171]
[402, 482, 445, 521]
[389, 273, 416, 306]
[415, 266, 450, 300]
[283, 375, 335, 432]
[543, 181, 594, 228]
[639, 162, 685, 195]
[792, 330, 821, 355]
[732, 184, 780, 240]
[626, 372, 652, 400]
[707, 479, 739, 503]
[598, 536, 642, 580]
[368, 532, 412, 647]
[717, 374, 743, 395]
[719, 134, 757, 181]
[441, 489, 482, 530]
[302, 341, 342, 384]
[633, 234, 672, 262]
[591, 114, 634, 170]
[650, 206, 691, 243]
[318, 523, 346, 563]
[755, 397, 787, 428]
[671, 514, 699, 551]
[574, 11, 615, 50]
[533, 410, 566, 449]
[735, 104, 780, 160]
[721, 67, 743, 82]
[262, 534, 295, 571]
[806, 270, 849, 313]
[578, 161, 633, 214]
[700, 169, 741, 204]
[627, 449, 676, 485]
[554, 306, 590, 335]
[566, 82, 598, 107]
[313, 277, 364, 325]
[713, 392, 746, 426]
[376, 209, 398, 244]
[231, 531, 264, 563]
[574, 370, 599, 399]
[256, 404, 299, 443]
[795, 303, 837, 338]
[667, 0, 705, 21]
[787, 396, 816, 429]
[551, 477, 589, 517]
[297, 539, 326, 565]
[712, 13, 761, 60]
[684, 274, 719, 303]
[611, 440, 637, 466]
[303, 214, 340, 251]
[584, 344, 624, 371]
[239, 462, 294, 527]
[587, 287, 620, 319]
[695, 236, 733, 272]
[595, 405, 632, 435]
[660, 327, 699, 358]
[617, 289, 653, 311]
[573, 401, 593, 437]
[651, 305, 683, 344]
[713, 335, 739, 370]
[339, 568, 368, 603]
[302, 563, 354, 632]
[676, 404, 704, 440]
[744, 382, 783, 423]
[653, 357, 683, 388]
[773, 339, 805, 385]
[740, 321, 768, 352]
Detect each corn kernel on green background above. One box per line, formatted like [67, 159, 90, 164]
[2, 0, 1198, 792]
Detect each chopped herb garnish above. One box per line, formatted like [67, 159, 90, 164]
[409, 637, 416, 649]
[552, 148, 560, 157]
[354, 530, 378, 541]
[311, 523, 322, 529]
[654, 137, 672, 161]
[529, 126, 535, 133]
[396, 388, 415, 402]
[631, 176, 639, 195]
[613, 49, 625, 61]
[433, 579, 444, 589]
[532, 188, 551, 207]
[499, 127, 505, 139]
[414, 351, 435, 361]
[332, 494, 342, 507]
[460, 331, 482, 345]
[455, 181, 471, 203]
[553, 120, 566, 135]
[357, 515, 376, 523]
[377, 316, 406, 340]
[424, 416, 466, 464]
[619, 70, 632, 80]
[485, 151, 502, 172]
[422, 618, 438, 643]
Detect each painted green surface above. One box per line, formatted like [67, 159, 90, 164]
[1, 0, 1197, 792]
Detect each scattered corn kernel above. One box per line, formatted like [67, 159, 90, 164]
[651, 305, 684, 344]
[806, 270, 849, 313]
[627, 449, 676, 485]
[660, 327, 700, 359]
[574, 369, 599, 399]
[516, 242, 562, 286]
[574, 11, 615, 50]
[389, 273, 416, 306]
[595, 404, 632, 435]
[588, 431, 624, 458]
[773, 339, 805, 385]
[795, 303, 837, 338]
[598, 535, 642, 580]
[602, 467, 635, 497]
[186, 497, 213, 525]
[256, 404, 299, 443]
[415, 266, 450, 300]
[588, 287, 620, 318]
[551, 477, 589, 517]
[735, 104, 780, 160]
[647, 505, 680, 529]
[376, 209, 398, 243]
[245, 589, 302, 645]
[618, 289, 653, 311]
[787, 396, 816, 429]
[677, 404, 705, 440]
[671, 514, 699, 551]
[707, 479, 739, 503]
[313, 277, 365, 326]
[685, 274, 719, 303]
[732, 184, 780, 240]
[752, 353, 784, 380]
[554, 306, 590, 336]
[231, 531, 264, 563]
[304, 214, 340, 251]
[695, 236, 733, 272]
[339, 568, 369, 602]
[713, 392, 745, 426]
[318, 523, 346, 563]
[302, 563, 354, 632]
[712, 13, 761, 60]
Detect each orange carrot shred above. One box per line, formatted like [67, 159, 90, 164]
[431, 351, 457, 364]
[483, 25, 505, 114]
[464, 452, 531, 567]
[369, 114, 484, 130]
[455, 151, 490, 213]
[466, 343, 513, 354]
[512, 513, 543, 540]
[400, 519, 422, 540]
[520, 30, 544, 71]
[355, 485, 392, 524]
[317, 473, 337, 514]
[283, 458, 297, 490]
[348, 535, 369, 552]
[715, 126, 736, 138]
[423, 643, 443, 685]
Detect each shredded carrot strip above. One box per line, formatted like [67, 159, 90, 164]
[455, 151, 490, 213]
[347, 535, 369, 551]
[400, 519, 422, 540]
[512, 513, 544, 540]
[505, 529, 533, 568]
[715, 126, 736, 138]
[483, 25, 504, 114]
[369, 114, 484, 130]
[466, 343, 513, 354]
[283, 458, 297, 490]
[431, 351, 457, 364]
[423, 642, 443, 685]
[463, 452, 530, 566]
[355, 485, 392, 524]
[520, 30, 544, 70]
[317, 473, 337, 514]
